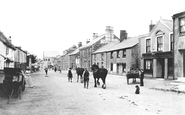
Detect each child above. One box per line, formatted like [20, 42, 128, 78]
[83, 68, 89, 89]
[68, 68, 73, 82]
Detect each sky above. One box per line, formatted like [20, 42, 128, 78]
[0, 0, 184, 59]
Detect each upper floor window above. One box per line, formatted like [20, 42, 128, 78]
[94, 55, 96, 61]
[101, 53, 104, 61]
[6, 47, 9, 55]
[157, 36, 163, 51]
[170, 34, 174, 51]
[122, 50, 126, 58]
[117, 51, 120, 58]
[110, 51, 113, 59]
[146, 39, 151, 53]
[180, 17, 185, 34]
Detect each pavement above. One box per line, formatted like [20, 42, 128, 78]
[58, 69, 185, 94]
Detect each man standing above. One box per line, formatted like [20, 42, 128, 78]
[83, 68, 89, 89]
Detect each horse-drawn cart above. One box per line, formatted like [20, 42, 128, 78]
[126, 69, 143, 85]
[2, 68, 26, 104]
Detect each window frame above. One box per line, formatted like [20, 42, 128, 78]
[122, 49, 126, 58]
[169, 33, 174, 51]
[146, 38, 151, 53]
[157, 35, 163, 52]
[117, 50, 120, 58]
[110, 51, 113, 59]
[179, 17, 185, 35]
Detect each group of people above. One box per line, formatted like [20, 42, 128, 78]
[68, 68, 90, 89]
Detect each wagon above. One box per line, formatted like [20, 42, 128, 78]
[126, 69, 140, 85]
[2, 68, 26, 104]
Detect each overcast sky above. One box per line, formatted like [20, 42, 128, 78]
[0, 0, 184, 59]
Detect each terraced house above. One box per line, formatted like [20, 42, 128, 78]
[79, 26, 119, 70]
[139, 19, 173, 79]
[107, 31, 148, 75]
[173, 10, 185, 79]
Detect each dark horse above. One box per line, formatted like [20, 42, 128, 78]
[91, 64, 108, 89]
[76, 67, 84, 83]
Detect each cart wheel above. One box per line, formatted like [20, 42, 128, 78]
[17, 86, 22, 100]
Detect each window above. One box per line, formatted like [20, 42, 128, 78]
[94, 55, 96, 61]
[101, 53, 104, 61]
[110, 51, 113, 59]
[122, 50, 126, 58]
[180, 17, 185, 34]
[146, 60, 153, 70]
[157, 36, 163, 51]
[146, 39, 151, 52]
[117, 51, 120, 58]
[101, 62, 104, 68]
[170, 34, 174, 51]
[122, 63, 126, 72]
[6, 47, 9, 55]
[110, 63, 113, 71]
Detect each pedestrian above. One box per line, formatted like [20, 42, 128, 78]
[68, 68, 73, 82]
[139, 69, 144, 86]
[25, 68, 33, 88]
[54, 67, 57, 72]
[83, 68, 89, 89]
[44, 67, 48, 76]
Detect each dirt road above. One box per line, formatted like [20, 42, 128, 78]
[0, 70, 185, 115]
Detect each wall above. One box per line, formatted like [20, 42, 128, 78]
[173, 13, 185, 78]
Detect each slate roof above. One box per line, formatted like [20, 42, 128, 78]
[93, 41, 119, 54]
[108, 34, 148, 51]
[0, 31, 16, 50]
[79, 34, 106, 50]
[68, 48, 79, 56]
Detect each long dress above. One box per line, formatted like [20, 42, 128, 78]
[25, 70, 33, 88]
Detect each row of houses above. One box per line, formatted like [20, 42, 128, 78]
[54, 10, 185, 80]
[0, 31, 33, 83]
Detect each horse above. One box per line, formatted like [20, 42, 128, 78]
[76, 67, 84, 83]
[91, 64, 108, 89]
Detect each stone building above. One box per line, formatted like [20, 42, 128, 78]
[92, 41, 119, 69]
[79, 26, 119, 71]
[107, 31, 148, 75]
[68, 42, 82, 70]
[172, 10, 185, 79]
[140, 19, 173, 79]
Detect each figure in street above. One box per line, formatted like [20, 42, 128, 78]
[44, 67, 48, 76]
[139, 69, 144, 86]
[68, 68, 73, 82]
[83, 68, 90, 89]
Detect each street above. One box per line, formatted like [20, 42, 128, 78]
[0, 70, 185, 115]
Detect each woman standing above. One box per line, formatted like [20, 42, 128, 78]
[25, 68, 33, 88]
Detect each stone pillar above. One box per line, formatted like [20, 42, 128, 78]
[164, 58, 168, 79]
[153, 59, 157, 78]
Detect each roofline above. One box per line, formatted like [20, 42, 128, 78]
[160, 19, 173, 31]
[172, 11, 185, 19]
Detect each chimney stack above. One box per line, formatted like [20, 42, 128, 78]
[149, 20, 155, 32]
[8, 36, 12, 43]
[78, 42, 82, 48]
[120, 30, 127, 42]
[93, 33, 98, 39]
[86, 39, 90, 44]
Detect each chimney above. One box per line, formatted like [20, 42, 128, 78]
[8, 36, 12, 43]
[149, 20, 155, 32]
[78, 42, 82, 48]
[120, 30, 127, 42]
[93, 33, 98, 39]
[86, 39, 90, 44]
